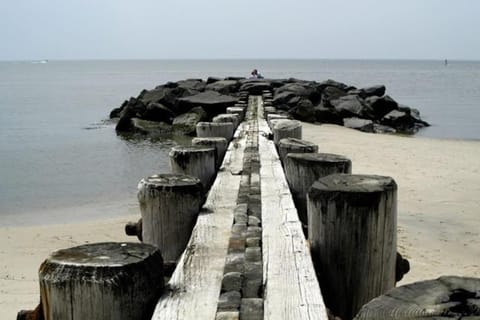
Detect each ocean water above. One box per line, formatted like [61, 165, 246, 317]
[1, 59, 479, 226]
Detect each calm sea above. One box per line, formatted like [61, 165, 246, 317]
[1, 59, 479, 226]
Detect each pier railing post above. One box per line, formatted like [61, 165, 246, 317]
[138, 174, 203, 263]
[308, 174, 397, 320]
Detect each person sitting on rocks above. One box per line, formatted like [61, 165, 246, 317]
[250, 69, 264, 79]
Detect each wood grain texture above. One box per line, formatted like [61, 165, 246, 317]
[196, 121, 235, 142]
[259, 116, 328, 320]
[39, 242, 164, 320]
[169, 146, 216, 189]
[272, 119, 302, 145]
[151, 120, 246, 320]
[138, 174, 203, 262]
[308, 174, 397, 320]
[354, 276, 480, 319]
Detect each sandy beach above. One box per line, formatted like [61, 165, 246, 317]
[1, 123, 479, 318]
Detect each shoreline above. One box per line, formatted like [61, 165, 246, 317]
[1, 123, 479, 318]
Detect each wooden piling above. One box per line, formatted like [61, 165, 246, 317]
[192, 137, 228, 169]
[138, 174, 203, 262]
[271, 119, 302, 145]
[308, 174, 397, 320]
[284, 153, 351, 230]
[226, 106, 246, 121]
[212, 113, 240, 129]
[169, 145, 216, 188]
[38, 242, 164, 320]
[196, 121, 235, 142]
[266, 114, 289, 129]
[354, 276, 480, 319]
[277, 137, 318, 163]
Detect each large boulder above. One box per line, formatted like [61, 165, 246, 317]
[381, 108, 429, 134]
[365, 95, 398, 119]
[131, 118, 172, 136]
[176, 79, 206, 91]
[205, 80, 239, 95]
[142, 103, 176, 124]
[317, 79, 352, 92]
[314, 103, 343, 124]
[349, 85, 386, 98]
[239, 81, 272, 94]
[176, 91, 238, 116]
[139, 86, 185, 108]
[330, 95, 372, 118]
[172, 107, 207, 135]
[274, 82, 316, 100]
[272, 91, 297, 106]
[115, 98, 147, 132]
[321, 86, 348, 103]
[288, 98, 316, 122]
[343, 117, 374, 133]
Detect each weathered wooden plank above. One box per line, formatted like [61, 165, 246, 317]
[151, 124, 246, 320]
[259, 115, 328, 320]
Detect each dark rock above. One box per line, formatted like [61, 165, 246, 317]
[240, 298, 263, 320]
[225, 76, 246, 81]
[274, 82, 315, 100]
[172, 107, 207, 135]
[115, 98, 147, 132]
[288, 98, 315, 122]
[272, 91, 297, 106]
[365, 95, 398, 119]
[176, 91, 238, 116]
[321, 86, 348, 103]
[350, 85, 386, 98]
[143, 103, 175, 123]
[206, 76, 221, 84]
[381, 108, 429, 134]
[176, 78, 206, 91]
[330, 95, 372, 118]
[239, 81, 272, 95]
[314, 104, 343, 124]
[343, 117, 374, 133]
[317, 79, 352, 91]
[131, 118, 172, 136]
[110, 100, 128, 118]
[206, 80, 239, 95]
[373, 124, 397, 134]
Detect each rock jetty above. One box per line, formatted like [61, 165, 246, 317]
[109, 77, 429, 136]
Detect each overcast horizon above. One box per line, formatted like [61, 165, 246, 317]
[1, 0, 479, 61]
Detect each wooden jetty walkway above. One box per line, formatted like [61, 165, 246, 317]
[22, 90, 480, 320]
[151, 95, 327, 319]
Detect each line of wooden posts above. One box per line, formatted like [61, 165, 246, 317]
[262, 91, 479, 320]
[19, 91, 479, 320]
[19, 94, 249, 320]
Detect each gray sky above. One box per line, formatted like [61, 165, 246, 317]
[1, 0, 479, 61]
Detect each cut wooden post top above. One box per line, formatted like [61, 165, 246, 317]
[42, 242, 162, 268]
[272, 119, 302, 130]
[278, 137, 318, 149]
[192, 137, 228, 143]
[212, 114, 239, 123]
[286, 152, 351, 164]
[310, 174, 397, 195]
[196, 121, 234, 127]
[169, 145, 216, 153]
[138, 174, 202, 190]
